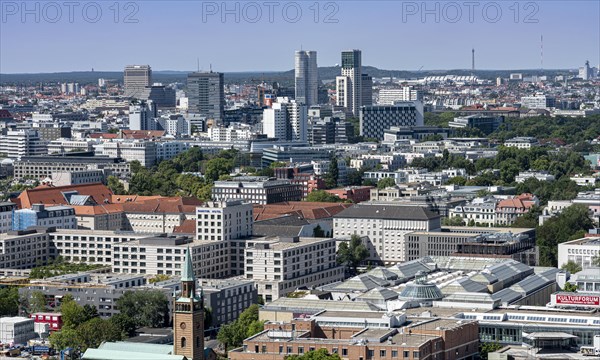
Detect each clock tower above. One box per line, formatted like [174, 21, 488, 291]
[173, 246, 204, 360]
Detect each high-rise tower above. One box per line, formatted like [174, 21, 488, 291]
[295, 50, 318, 107]
[124, 65, 152, 98]
[173, 247, 204, 360]
[336, 50, 363, 116]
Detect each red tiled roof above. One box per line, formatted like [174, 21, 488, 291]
[0, 109, 13, 119]
[121, 197, 202, 214]
[15, 183, 114, 209]
[173, 219, 196, 234]
[121, 130, 166, 139]
[70, 203, 124, 216]
[89, 133, 118, 139]
[253, 201, 354, 221]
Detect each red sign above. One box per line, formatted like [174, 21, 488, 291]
[556, 294, 600, 305]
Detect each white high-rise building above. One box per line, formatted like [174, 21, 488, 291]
[262, 97, 307, 142]
[128, 101, 157, 130]
[336, 50, 362, 116]
[579, 60, 591, 80]
[295, 50, 318, 107]
[0, 129, 46, 160]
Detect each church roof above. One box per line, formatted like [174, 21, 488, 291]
[181, 246, 195, 282]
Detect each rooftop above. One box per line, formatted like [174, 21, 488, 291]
[334, 204, 440, 221]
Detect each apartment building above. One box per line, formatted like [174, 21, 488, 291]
[244, 236, 344, 301]
[448, 197, 498, 226]
[0, 128, 47, 160]
[51, 170, 107, 187]
[47, 138, 97, 154]
[558, 236, 600, 270]
[333, 204, 441, 264]
[122, 197, 202, 234]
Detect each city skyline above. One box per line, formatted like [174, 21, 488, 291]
[0, 1, 598, 73]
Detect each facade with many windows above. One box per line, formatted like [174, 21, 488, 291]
[244, 236, 344, 301]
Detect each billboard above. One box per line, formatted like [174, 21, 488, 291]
[555, 294, 600, 306]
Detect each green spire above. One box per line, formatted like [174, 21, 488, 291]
[181, 246, 195, 282]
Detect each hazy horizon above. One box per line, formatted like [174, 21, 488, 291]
[1, 1, 598, 73]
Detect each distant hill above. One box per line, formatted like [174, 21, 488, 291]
[0, 68, 573, 86]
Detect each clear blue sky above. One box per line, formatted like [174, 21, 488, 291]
[1, 0, 598, 73]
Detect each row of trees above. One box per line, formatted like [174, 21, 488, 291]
[48, 290, 170, 352]
[425, 113, 600, 146]
[217, 304, 264, 352]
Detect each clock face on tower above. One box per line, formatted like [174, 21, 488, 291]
[180, 322, 186, 330]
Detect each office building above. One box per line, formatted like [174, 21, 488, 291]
[122, 196, 202, 234]
[113, 234, 231, 279]
[195, 201, 253, 241]
[212, 177, 303, 205]
[101, 140, 157, 167]
[334, 204, 442, 264]
[336, 50, 363, 115]
[295, 50, 318, 107]
[361, 73, 373, 106]
[0, 128, 47, 160]
[378, 87, 423, 104]
[32, 123, 72, 142]
[244, 236, 345, 301]
[140, 85, 177, 108]
[187, 72, 225, 123]
[359, 102, 424, 140]
[521, 94, 556, 109]
[14, 155, 130, 180]
[128, 101, 158, 131]
[448, 114, 504, 135]
[0, 202, 16, 233]
[200, 279, 257, 327]
[157, 115, 191, 137]
[51, 170, 107, 187]
[261, 146, 333, 168]
[124, 65, 152, 98]
[558, 236, 600, 270]
[262, 98, 307, 142]
[0, 228, 53, 269]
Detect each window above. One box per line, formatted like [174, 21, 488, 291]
[342, 349, 348, 356]
[404, 351, 409, 358]
[181, 337, 186, 348]
[380, 350, 386, 357]
[298, 347, 304, 354]
[392, 350, 398, 358]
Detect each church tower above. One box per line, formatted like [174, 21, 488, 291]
[173, 246, 204, 360]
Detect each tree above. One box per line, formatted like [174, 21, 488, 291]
[337, 234, 368, 274]
[287, 349, 342, 360]
[563, 282, 579, 292]
[446, 176, 467, 186]
[537, 204, 594, 266]
[49, 327, 80, 351]
[116, 290, 169, 328]
[312, 225, 326, 238]
[110, 313, 137, 337]
[479, 342, 503, 360]
[305, 190, 343, 203]
[76, 317, 122, 351]
[324, 158, 339, 189]
[204, 158, 234, 183]
[60, 298, 89, 329]
[377, 177, 396, 189]
[129, 160, 143, 174]
[593, 255, 600, 267]
[561, 260, 582, 274]
[29, 291, 48, 314]
[0, 287, 19, 316]
[107, 176, 126, 195]
[217, 304, 264, 351]
[442, 216, 465, 226]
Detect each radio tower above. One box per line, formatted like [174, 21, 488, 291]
[540, 35, 544, 71]
[471, 48, 475, 75]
